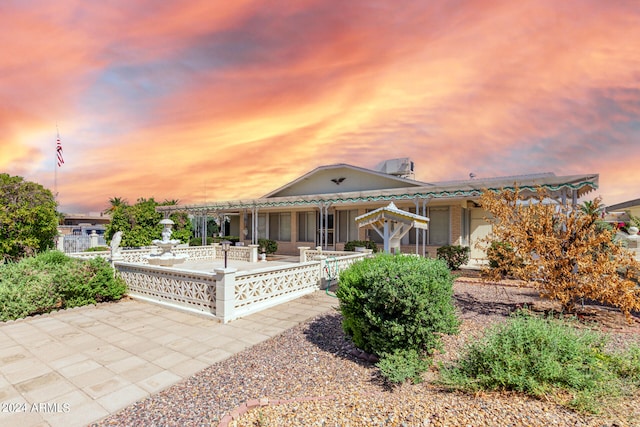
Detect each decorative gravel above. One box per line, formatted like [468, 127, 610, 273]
[92, 280, 640, 427]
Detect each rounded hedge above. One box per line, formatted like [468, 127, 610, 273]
[336, 254, 459, 357]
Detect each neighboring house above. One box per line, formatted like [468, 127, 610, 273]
[158, 161, 598, 262]
[606, 198, 640, 221]
[58, 212, 111, 237]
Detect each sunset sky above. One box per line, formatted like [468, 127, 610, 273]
[2, 0, 639, 214]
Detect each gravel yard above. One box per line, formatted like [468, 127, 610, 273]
[93, 279, 640, 427]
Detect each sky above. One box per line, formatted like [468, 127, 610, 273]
[2, 0, 639, 214]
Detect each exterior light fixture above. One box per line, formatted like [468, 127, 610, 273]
[221, 240, 232, 268]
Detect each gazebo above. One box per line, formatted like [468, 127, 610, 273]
[355, 202, 430, 254]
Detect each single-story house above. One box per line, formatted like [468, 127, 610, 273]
[605, 198, 640, 222]
[158, 161, 598, 262]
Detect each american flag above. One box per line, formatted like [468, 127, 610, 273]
[56, 136, 64, 167]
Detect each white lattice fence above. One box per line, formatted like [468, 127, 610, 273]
[321, 253, 368, 280]
[174, 246, 216, 260]
[215, 246, 251, 262]
[116, 263, 217, 316]
[305, 250, 352, 260]
[232, 262, 321, 318]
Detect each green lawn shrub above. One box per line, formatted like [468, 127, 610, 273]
[0, 251, 127, 321]
[344, 240, 378, 253]
[336, 254, 459, 384]
[436, 245, 470, 270]
[439, 311, 640, 413]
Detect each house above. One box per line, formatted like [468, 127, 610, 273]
[605, 198, 640, 223]
[158, 160, 598, 261]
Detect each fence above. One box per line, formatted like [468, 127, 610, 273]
[113, 249, 370, 323]
[61, 235, 106, 253]
[116, 263, 217, 317]
[68, 244, 259, 264]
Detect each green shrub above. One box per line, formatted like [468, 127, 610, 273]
[377, 348, 431, 384]
[0, 251, 127, 321]
[214, 236, 240, 244]
[436, 245, 470, 270]
[336, 254, 459, 383]
[0, 266, 60, 321]
[57, 257, 127, 307]
[344, 240, 378, 253]
[258, 238, 278, 254]
[84, 246, 110, 252]
[189, 237, 214, 246]
[439, 311, 640, 413]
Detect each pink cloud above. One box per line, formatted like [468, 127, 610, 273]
[2, 0, 640, 212]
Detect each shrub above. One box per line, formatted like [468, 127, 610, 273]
[481, 188, 640, 319]
[85, 246, 110, 252]
[376, 348, 431, 384]
[258, 238, 278, 254]
[0, 251, 127, 321]
[214, 236, 240, 244]
[189, 237, 214, 246]
[336, 254, 459, 383]
[57, 257, 127, 307]
[485, 241, 524, 277]
[344, 240, 378, 253]
[439, 311, 640, 412]
[436, 245, 470, 270]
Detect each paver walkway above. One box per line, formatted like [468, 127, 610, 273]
[0, 291, 336, 427]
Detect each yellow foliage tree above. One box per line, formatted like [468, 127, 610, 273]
[480, 187, 640, 320]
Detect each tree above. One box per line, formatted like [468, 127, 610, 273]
[480, 187, 640, 319]
[105, 197, 192, 247]
[103, 197, 128, 214]
[0, 174, 58, 262]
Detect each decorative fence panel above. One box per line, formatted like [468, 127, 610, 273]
[232, 262, 322, 318]
[116, 263, 217, 317]
[320, 253, 368, 280]
[214, 246, 251, 262]
[111, 249, 370, 322]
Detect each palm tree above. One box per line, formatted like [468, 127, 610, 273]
[104, 197, 128, 214]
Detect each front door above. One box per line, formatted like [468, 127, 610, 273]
[469, 208, 492, 262]
[317, 213, 334, 249]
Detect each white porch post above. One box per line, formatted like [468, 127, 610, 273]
[298, 246, 310, 263]
[414, 197, 420, 255]
[318, 203, 324, 250]
[422, 199, 428, 257]
[89, 230, 99, 248]
[215, 267, 237, 323]
[383, 220, 390, 253]
[248, 245, 259, 262]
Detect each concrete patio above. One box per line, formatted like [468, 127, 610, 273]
[0, 290, 336, 427]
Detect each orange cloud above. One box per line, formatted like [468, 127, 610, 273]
[2, 0, 640, 212]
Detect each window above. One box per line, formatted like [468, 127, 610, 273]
[337, 210, 359, 242]
[428, 206, 450, 245]
[269, 213, 291, 241]
[297, 211, 316, 242]
[460, 207, 470, 246]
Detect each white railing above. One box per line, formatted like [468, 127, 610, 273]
[69, 245, 256, 264]
[113, 249, 369, 323]
[214, 245, 251, 262]
[116, 262, 217, 317]
[232, 262, 322, 319]
[320, 253, 368, 280]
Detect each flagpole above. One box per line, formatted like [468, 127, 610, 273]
[54, 126, 59, 201]
[55, 126, 64, 203]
